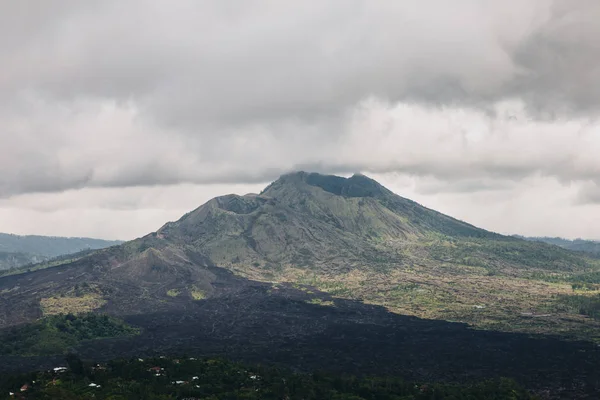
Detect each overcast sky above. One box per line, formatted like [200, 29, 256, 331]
[1, 0, 600, 240]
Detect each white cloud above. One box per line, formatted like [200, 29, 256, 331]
[373, 173, 600, 240]
[340, 98, 600, 183]
[0, 183, 264, 239]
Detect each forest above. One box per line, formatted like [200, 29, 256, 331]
[0, 356, 536, 400]
[0, 313, 138, 356]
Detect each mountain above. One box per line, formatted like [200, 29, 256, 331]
[0, 233, 122, 271]
[158, 172, 498, 276]
[2, 172, 600, 396]
[518, 235, 600, 257]
[1, 172, 599, 334]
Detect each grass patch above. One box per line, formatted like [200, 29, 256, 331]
[190, 288, 206, 300]
[306, 298, 335, 307]
[166, 289, 181, 297]
[41, 293, 106, 316]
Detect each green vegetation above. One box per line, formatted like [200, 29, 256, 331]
[557, 293, 600, 320]
[520, 236, 600, 257]
[280, 264, 600, 341]
[190, 287, 206, 300]
[0, 251, 89, 278]
[306, 298, 335, 306]
[569, 270, 600, 284]
[571, 282, 600, 291]
[166, 289, 181, 297]
[425, 236, 593, 273]
[0, 313, 138, 356]
[41, 293, 107, 316]
[0, 356, 536, 399]
[0, 232, 121, 271]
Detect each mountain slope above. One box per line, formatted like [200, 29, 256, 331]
[157, 172, 591, 279]
[519, 236, 600, 257]
[159, 172, 500, 275]
[0, 233, 122, 271]
[1, 172, 599, 339]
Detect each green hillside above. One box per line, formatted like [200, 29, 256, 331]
[0, 233, 122, 271]
[519, 236, 600, 257]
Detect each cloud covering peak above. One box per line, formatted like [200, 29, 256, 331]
[1, 0, 600, 239]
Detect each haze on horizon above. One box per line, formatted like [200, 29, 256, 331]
[1, 0, 600, 241]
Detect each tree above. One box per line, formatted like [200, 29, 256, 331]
[65, 353, 85, 376]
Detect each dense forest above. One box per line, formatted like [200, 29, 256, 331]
[0, 314, 138, 356]
[0, 356, 536, 400]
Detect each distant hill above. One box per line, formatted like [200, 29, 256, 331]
[0, 233, 122, 270]
[517, 235, 600, 257]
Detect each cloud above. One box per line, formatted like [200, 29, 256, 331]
[1, 0, 600, 238]
[0, 183, 265, 240]
[2, 95, 600, 199]
[5, 1, 598, 119]
[510, 0, 600, 116]
[371, 172, 600, 240]
[575, 181, 600, 205]
[337, 98, 600, 182]
[0, 2, 532, 110]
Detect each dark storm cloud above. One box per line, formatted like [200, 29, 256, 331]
[1, 0, 600, 199]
